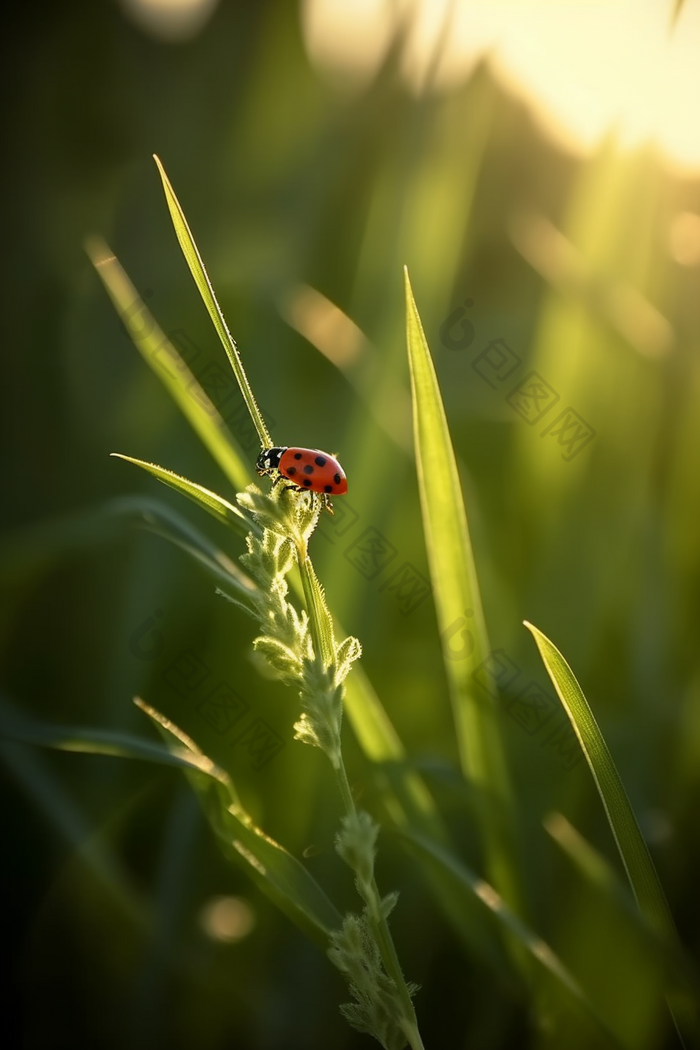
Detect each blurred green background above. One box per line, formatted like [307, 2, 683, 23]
[2, 1, 700, 1047]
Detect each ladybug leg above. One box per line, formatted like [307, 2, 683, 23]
[322, 493, 335, 515]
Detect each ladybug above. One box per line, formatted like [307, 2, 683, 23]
[256, 446, 347, 512]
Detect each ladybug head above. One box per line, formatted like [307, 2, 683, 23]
[256, 446, 285, 472]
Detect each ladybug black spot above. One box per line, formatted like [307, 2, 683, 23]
[303, 478, 311, 486]
[315, 456, 326, 466]
[287, 466, 296, 476]
[294, 452, 302, 460]
[303, 465, 314, 475]
[324, 485, 333, 493]
[334, 473, 341, 485]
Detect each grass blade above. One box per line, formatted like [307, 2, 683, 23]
[0, 714, 208, 773]
[525, 620, 699, 1044]
[404, 268, 520, 911]
[545, 812, 700, 1000]
[153, 155, 272, 451]
[87, 236, 252, 492]
[110, 453, 254, 540]
[399, 829, 624, 1049]
[119, 495, 258, 607]
[525, 622, 673, 934]
[0, 495, 249, 594]
[135, 698, 343, 947]
[144, 523, 257, 613]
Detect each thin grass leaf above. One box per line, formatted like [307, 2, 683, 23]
[145, 524, 257, 614]
[86, 236, 251, 492]
[545, 812, 700, 1002]
[0, 717, 204, 773]
[0, 495, 248, 591]
[525, 622, 673, 934]
[399, 829, 625, 1050]
[135, 698, 343, 947]
[110, 453, 255, 540]
[404, 268, 520, 913]
[153, 155, 272, 451]
[119, 495, 258, 607]
[525, 621, 700, 1045]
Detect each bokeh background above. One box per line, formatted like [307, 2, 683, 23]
[2, 1, 700, 1047]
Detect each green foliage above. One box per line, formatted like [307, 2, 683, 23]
[135, 697, 343, 948]
[4, 12, 700, 1048]
[404, 268, 522, 922]
[95, 159, 423, 1049]
[525, 622, 699, 1044]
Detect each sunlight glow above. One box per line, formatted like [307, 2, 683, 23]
[279, 283, 367, 367]
[668, 212, 700, 266]
[119, 0, 219, 42]
[199, 895, 255, 942]
[510, 212, 674, 357]
[301, 0, 700, 171]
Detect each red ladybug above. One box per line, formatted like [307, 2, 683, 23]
[256, 446, 347, 511]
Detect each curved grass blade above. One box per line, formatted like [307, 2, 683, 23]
[404, 268, 521, 913]
[110, 453, 255, 541]
[0, 495, 249, 593]
[135, 698, 343, 947]
[525, 621, 699, 1045]
[525, 622, 673, 934]
[117, 495, 258, 608]
[399, 829, 624, 1049]
[545, 812, 700, 1001]
[0, 715, 206, 773]
[153, 155, 273, 451]
[143, 523, 257, 615]
[87, 236, 252, 492]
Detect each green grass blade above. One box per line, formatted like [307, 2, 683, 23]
[545, 812, 700, 1001]
[399, 829, 625, 1049]
[87, 236, 252, 492]
[525, 621, 699, 1044]
[117, 495, 258, 607]
[0, 713, 208, 773]
[404, 268, 520, 910]
[524, 622, 674, 934]
[144, 522, 257, 612]
[153, 155, 272, 451]
[0, 493, 257, 608]
[110, 453, 255, 540]
[135, 698, 343, 947]
[0, 495, 246, 589]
